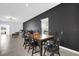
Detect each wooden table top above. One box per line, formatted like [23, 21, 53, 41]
[34, 34, 54, 41]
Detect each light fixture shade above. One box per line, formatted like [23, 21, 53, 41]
[5, 16, 16, 20]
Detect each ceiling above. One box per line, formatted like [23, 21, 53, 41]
[0, 3, 60, 23]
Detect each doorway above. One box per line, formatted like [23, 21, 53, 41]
[41, 18, 49, 35]
[0, 24, 10, 54]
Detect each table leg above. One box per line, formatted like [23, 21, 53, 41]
[40, 41, 42, 56]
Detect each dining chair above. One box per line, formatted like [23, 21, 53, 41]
[27, 31, 40, 56]
[23, 36, 29, 49]
[43, 32, 62, 56]
[28, 39, 40, 56]
[22, 32, 29, 49]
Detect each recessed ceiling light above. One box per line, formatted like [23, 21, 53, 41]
[25, 3, 29, 7]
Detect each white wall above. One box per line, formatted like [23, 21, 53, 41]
[0, 20, 23, 34]
[9, 22, 23, 34]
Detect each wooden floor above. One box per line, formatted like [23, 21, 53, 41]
[0, 35, 79, 56]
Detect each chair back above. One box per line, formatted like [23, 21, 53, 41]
[54, 32, 63, 46]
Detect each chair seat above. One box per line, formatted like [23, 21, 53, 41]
[44, 44, 53, 48]
[29, 40, 39, 47]
[44, 41, 54, 48]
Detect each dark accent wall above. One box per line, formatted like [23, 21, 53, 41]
[23, 3, 79, 51]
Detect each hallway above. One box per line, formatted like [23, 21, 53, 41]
[0, 36, 27, 56]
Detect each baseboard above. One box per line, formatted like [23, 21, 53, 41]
[60, 46, 79, 55]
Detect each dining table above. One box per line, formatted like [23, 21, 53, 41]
[34, 34, 54, 56]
